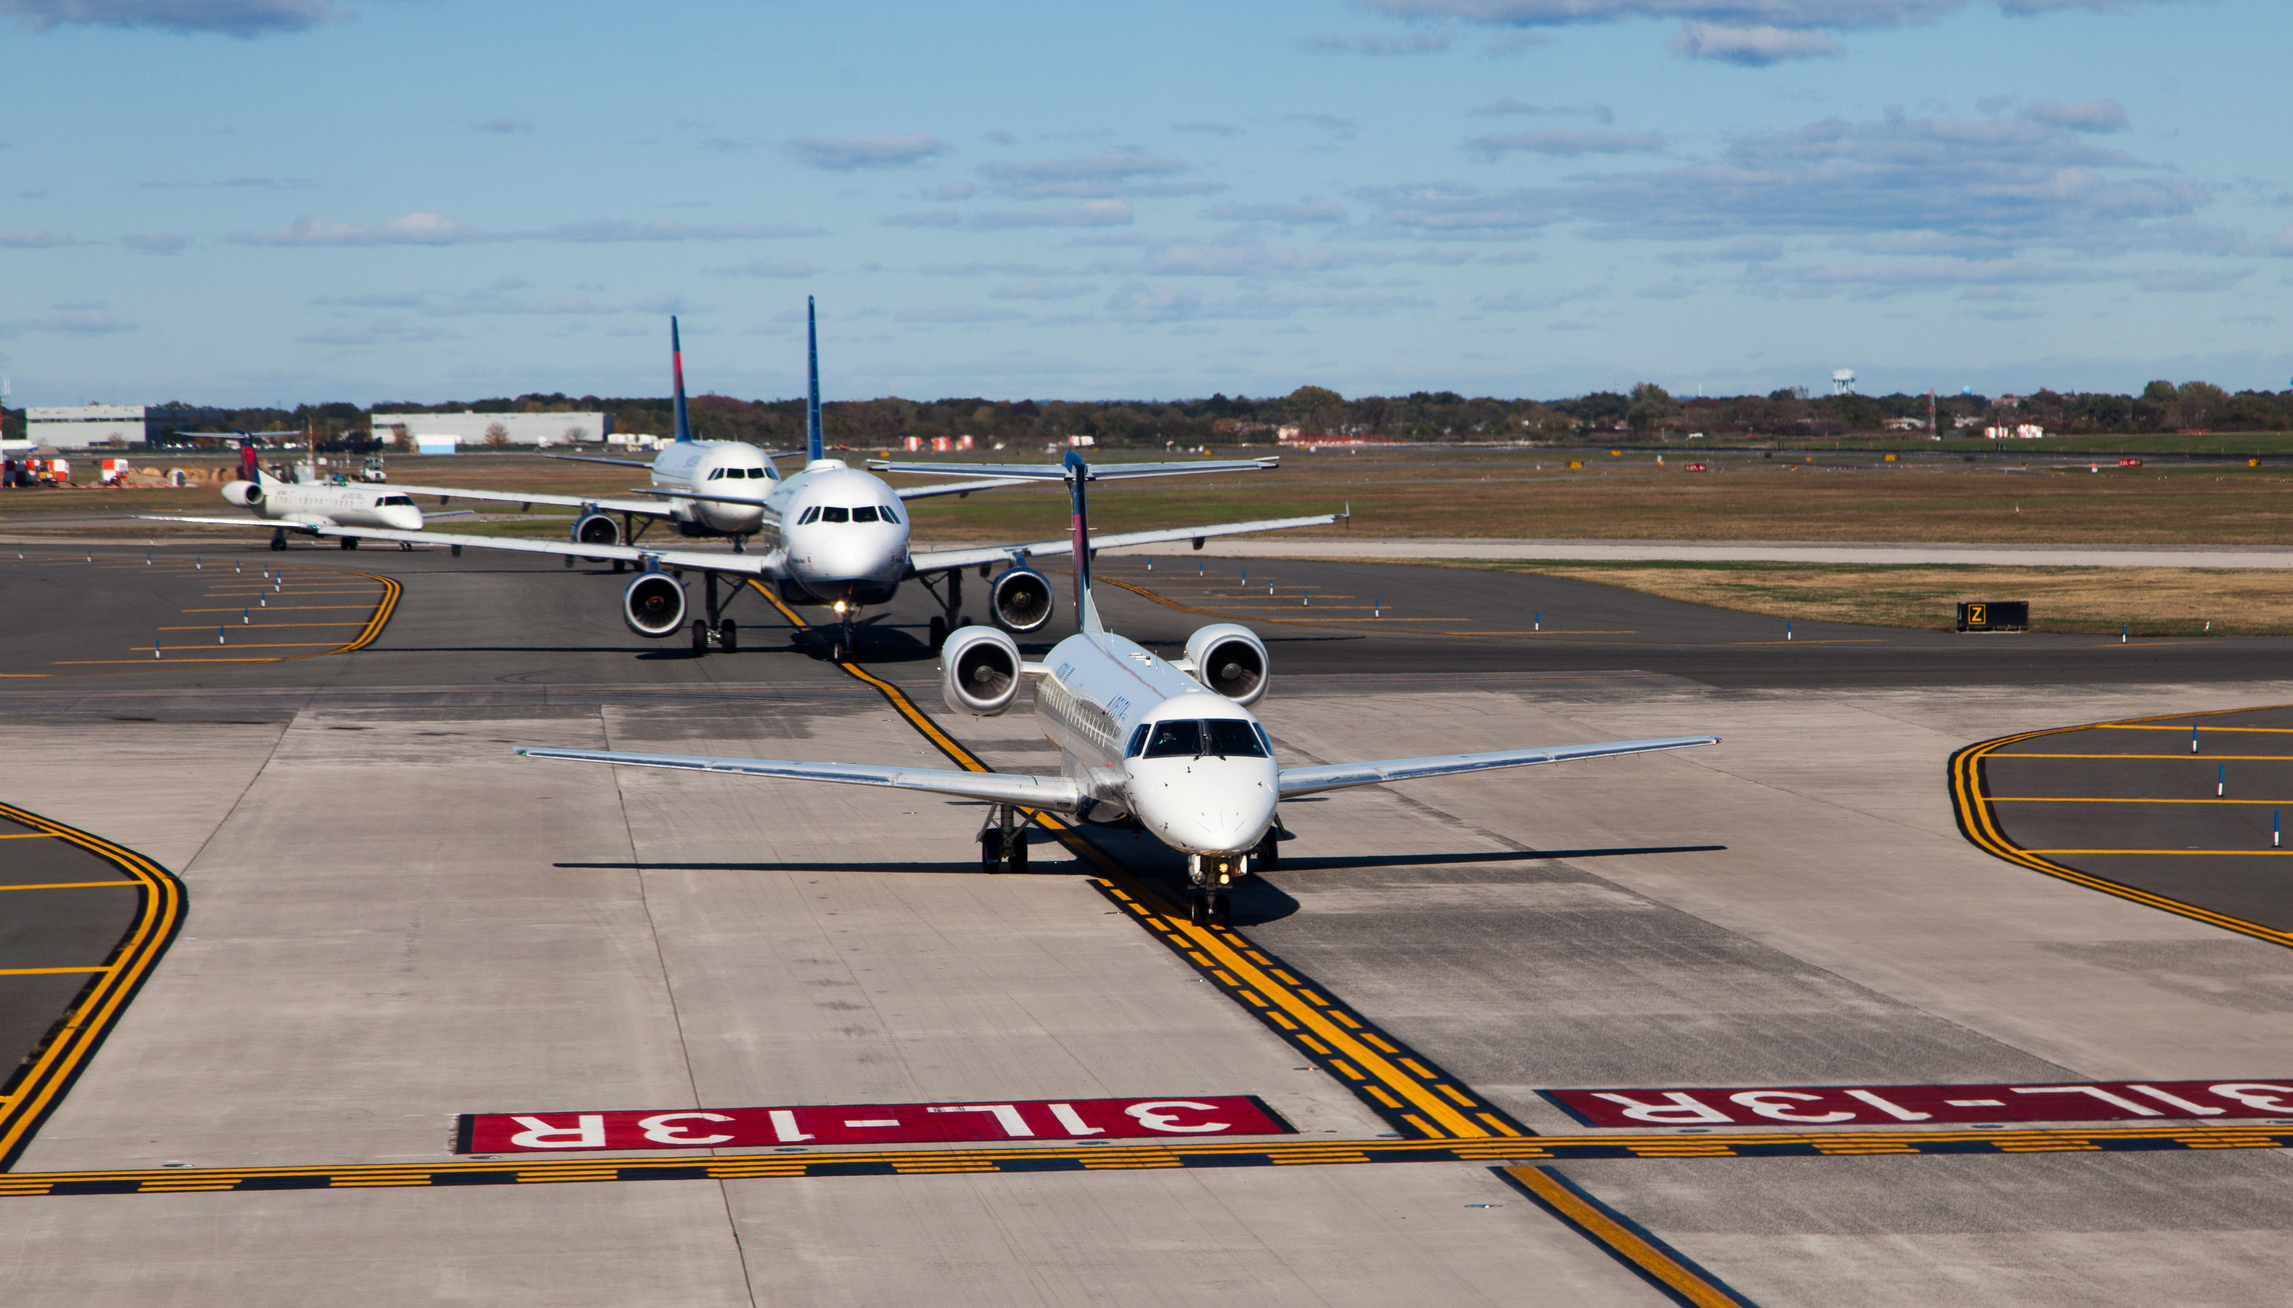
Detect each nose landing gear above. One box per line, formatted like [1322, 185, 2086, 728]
[1186, 852, 1247, 927]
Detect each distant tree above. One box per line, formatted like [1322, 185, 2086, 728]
[1626, 382, 1680, 434]
[484, 422, 510, 447]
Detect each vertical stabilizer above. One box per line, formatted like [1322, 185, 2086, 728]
[671, 317, 692, 443]
[1064, 449, 1104, 634]
[805, 297, 824, 463]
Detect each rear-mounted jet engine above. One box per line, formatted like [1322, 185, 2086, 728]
[989, 566, 1056, 633]
[941, 624, 1022, 715]
[1180, 623, 1269, 705]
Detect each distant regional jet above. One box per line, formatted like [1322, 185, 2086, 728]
[259, 300, 1337, 661]
[138, 436, 448, 549]
[517, 450, 1721, 926]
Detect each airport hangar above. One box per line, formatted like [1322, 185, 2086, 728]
[0, 534, 2290, 1308]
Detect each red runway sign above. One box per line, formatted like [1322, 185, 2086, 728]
[458, 1095, 1293, 1154]
[1542, 1080, 2293, 1128]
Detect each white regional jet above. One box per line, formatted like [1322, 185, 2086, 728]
[516, 451, 1721, 926]
[140, 468, 436, 550]
[153, 303, 1332, 661]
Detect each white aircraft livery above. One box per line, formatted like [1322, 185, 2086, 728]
[140, 464, 432, 550]
[152, 302, 1331, 661]
[516, 450, 1721, 925]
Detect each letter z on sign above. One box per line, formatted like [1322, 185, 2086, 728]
[458, 1095, 1294, 1153]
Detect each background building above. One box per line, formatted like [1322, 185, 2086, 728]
[27, 404, 144, 449]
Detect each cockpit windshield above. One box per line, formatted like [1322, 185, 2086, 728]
[1140, 719, 1268, 759]
[819, 506, 849, 522]
[377, 495, 414, 506]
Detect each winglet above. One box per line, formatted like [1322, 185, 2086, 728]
[671, 317, 692, 444]
[1064, 448, 1103, 634]
[806, 296, 824, 464]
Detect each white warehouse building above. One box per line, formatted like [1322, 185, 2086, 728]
[27, 404, 146, 449]
[369, 411, 610, 449]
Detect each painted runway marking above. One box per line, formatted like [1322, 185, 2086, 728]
[7, 1124, 2292, 1199]
[458, 1096, 1293, 1153]
[1500, 1166, 1758, 1308]
[1543, 1079, 2293, 1127]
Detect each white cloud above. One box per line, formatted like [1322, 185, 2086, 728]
[883, 210, 962, 228]
[471, 118, 531, 134]
[229, 214, 824, 246]
[0, 302, 137, 338]
[1467, 130, 1665, 159]
[786, 133, 951, 171]
[990, 281, 1096, 300]
[1671, 23, 1846, 63]
[1473, 100, 1616, 124]
[932, 182, 977, 201]
[0, 227, 72, 247]
[1296, 32, 1452, 54]
[1173, 122, 1242, 136]
[971, 201, 1135, 229]
[295, 318, 450, 346]
[1205, 200, 1349, 224]
[711, 260, 824, 279]
[2018, 99, 2129, 132]
[980, 151, 1192, 200]
[1, 0, 341, 35]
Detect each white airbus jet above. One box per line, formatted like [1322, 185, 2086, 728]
[278, 302, 1334, 661]
[516, 450, 1721, 926]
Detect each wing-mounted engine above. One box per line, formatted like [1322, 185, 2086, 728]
[1182, 623, 1269, 706]
[571, 510, 621, 551]
[222, 480, 263, 507]
[622, 570, 686, 638]
[941, 624, 1022, 716]
[989, 566, 1056, 633]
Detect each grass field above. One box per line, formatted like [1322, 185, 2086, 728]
[1460, 560, 2293, 636]
[13, 447, 2293, 549]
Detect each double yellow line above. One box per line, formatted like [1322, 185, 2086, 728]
[0, 803, 185, 1170]
[1950, 707, 2293, 952]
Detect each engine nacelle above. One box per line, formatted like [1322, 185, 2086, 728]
[222, 480, 262, 507]
[571, 511, 621, 553]
[941, 625, 1022, 716]
[622, 571, 686, 638]
[989, 566, 1056, 633]
[1184, 623, 1269, 706]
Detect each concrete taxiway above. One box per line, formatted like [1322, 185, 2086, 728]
[2, 542, 2291, 1306]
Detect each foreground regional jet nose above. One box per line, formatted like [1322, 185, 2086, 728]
[1127, 756, 1278, 856]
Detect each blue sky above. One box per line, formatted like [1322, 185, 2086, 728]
[2, 0, 2287, 407]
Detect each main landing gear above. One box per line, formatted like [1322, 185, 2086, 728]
[919, 569, 969, 652]
[980, 805, 1028, 874]
[687, 571, 740, 656]
[269, 529, 288, 552]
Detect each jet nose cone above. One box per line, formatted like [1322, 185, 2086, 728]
[1127, 759, 1277, 855]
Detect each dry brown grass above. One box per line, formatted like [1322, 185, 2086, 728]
[1465, 561, 2293, 636]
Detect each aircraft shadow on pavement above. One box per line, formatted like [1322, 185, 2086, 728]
[1276, 844, 1725, 872]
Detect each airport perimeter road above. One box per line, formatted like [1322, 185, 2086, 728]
[6, 544, 2293, 1305]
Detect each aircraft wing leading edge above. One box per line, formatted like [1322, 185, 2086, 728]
[909, 513, 1340, 574]
[517, 746, 1086, 811]
[383, 484, 679, 517]
[1277, 735, 1720, 799]
[871, 457, 1279, 481]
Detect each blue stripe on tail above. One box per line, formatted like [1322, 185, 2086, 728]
[806, 297, 824, 464]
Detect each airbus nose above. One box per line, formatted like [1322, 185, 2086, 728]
[787, 505, 907, 603]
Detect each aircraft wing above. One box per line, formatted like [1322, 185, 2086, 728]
[1277, 734, 1720, 799]
[387, 484, 675, 517]
[516, 746, 1086, 812]
[893, 477, 1038, 501]
[870, 457, 1278, 481]
[289, 523, 780, 575]
[908, 512, 1340, 575]
[543, 453, 657, 469]
[135, 514, 278, 529]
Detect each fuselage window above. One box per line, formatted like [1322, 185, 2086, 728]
[879, 502, 902, 524]
[1125, 723, 1150, 758]
[1253, 723, 1275, 755]
[796, 506, 820, 525]
[707, 468, 725, 480]
[377, 495, 414, 506]
[746, 467, 766, 478]
[850, 505, 879, 523]
[1142, 720, 1203, 759]
[820, 506, 849, 523]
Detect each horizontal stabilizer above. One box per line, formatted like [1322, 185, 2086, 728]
[518, 746, 1085, 812]
[1278, 734, 1719, 799]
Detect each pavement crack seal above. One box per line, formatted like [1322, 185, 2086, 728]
[1951, 704, 2293, 952]
[0, 802, 187, 1170]
[743, 581, 1527, 1141]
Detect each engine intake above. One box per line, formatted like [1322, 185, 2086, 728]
[941, 625, 1022, 716]
[1184, 623, 1269, 706]
[222, 480, 262, 507]
[572, 511, 621, 561]
[989, 566, 1056, 633]
[622, 572, 686, 638]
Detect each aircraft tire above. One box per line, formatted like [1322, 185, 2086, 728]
[1008, 832, 1027, 874]
[1257, 831, 1279, 871]
[981, 832, 1000, 874]
[269, 537, 287, 552]
[612, 559, 625, 574]
[1189, 895, 1209, 927]
[691, 619, 710, 655]
[719, 619, 738, 653]
[450, 544, 462, 557]
[1209, 895, 1230, 928]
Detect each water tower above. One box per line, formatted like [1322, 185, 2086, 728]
[1831, 368, 1857, 395]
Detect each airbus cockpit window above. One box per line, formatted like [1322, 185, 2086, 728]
[851, 506, 879, 523]
[820, 506, 850, 523]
